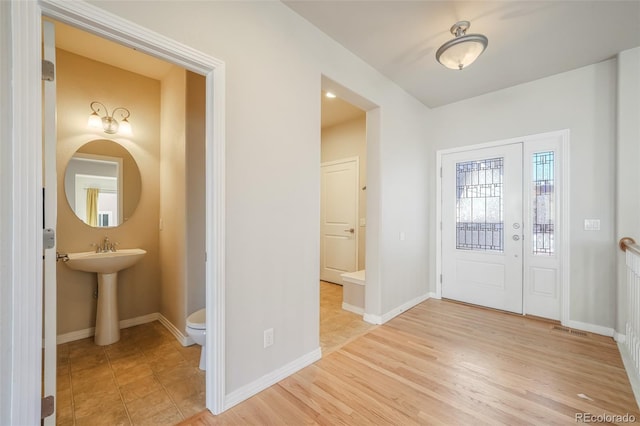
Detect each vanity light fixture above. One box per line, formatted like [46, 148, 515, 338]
[87, 101, 132, 136]
[435, 21, 488, 70]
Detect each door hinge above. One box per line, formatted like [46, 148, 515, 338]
[43, 228, 55, 250]
[440, 274, 442, 283]
[440, 167, 442, 178]
[42, 60, 55, 82]
[41, 395, 54, 419]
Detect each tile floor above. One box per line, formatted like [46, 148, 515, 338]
[319, 281, 374, 355]
[56, 321, 205, 426]
[57, 283, 368, 425]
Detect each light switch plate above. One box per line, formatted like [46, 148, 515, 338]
[584, 219, 600, 231]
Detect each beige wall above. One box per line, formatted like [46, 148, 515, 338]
[159, 68, 206, 334]
[185, 72, 206, 318]
[321, 116, 367, 270]
[159, 66, 187, 331]
[56, 49, 161, 335]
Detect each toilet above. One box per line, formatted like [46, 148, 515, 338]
[186, 308, 206, 370]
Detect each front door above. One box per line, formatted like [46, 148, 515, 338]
[320, 158, 358, 284]
[442, 143, 524, 313]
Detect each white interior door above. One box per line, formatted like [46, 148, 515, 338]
[42, 20, 58, 426]
[320, 158, 358, 284]
[442, 143, 523, 314]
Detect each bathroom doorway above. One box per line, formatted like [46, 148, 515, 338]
[38, 7, 224, 420]
[319, 86, 373, 355]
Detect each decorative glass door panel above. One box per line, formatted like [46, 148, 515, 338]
[442, 143, 523, 314]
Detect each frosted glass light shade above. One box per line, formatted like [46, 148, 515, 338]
[118, 118, 132, 136]
[436, 21, 488, 70]
[87, 112, 102, 129]
[436, 36, 488, 70]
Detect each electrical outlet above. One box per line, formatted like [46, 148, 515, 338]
[264, 328, 274, 348]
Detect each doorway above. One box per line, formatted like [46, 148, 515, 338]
[319, 89, 373, 354]
[31, 2, 226, 422]
[437, 131, 568, 321]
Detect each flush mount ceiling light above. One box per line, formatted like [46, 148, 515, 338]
[87, 101, 132, 136]
[436, 21, 488, 70]
[325, 92, 337, 98]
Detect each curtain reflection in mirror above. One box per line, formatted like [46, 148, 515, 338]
[86, 188, 99, 226]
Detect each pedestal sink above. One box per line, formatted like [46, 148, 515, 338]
[65, 249, 146, 345]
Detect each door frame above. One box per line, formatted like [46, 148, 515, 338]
[435, 130, 570, 324]
[320, 156, 360, 283]
[9, 1, 226, 422]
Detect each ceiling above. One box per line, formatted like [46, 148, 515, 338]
[321, 92, 365, 128]
[51, 19, 365, 129]
[285, 1, 640, 108]
[51, 19, 174, 81]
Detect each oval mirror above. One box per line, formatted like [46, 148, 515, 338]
[64, 140, 141, 228]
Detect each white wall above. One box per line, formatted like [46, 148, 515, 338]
[0, 1, 12, 423]
[616, 47, 640, 334]
[428, 60, 618, 328]
[88, 0, 432, 393]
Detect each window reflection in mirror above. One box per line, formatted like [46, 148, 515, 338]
[64, 140, 141, 228]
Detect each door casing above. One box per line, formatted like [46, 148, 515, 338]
[10, 1, 226, 423]
[436, 130, 570, 324]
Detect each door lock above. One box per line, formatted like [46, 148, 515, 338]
[512, 235, 520, 241]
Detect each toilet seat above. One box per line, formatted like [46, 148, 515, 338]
[186, 308, 206, 330]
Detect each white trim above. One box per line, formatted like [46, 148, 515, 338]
[56, 312, 159, 344]
[564, 320, 615, 337]
[9, 2, 43, 425]
[618, 341, 640, 410]
[435, 130, 570, 325]
[364, 293, 430, 325]
[224, 348, 322, 411]
[12, 0, 226, 418]
[157, 313, 194, 347]
[559, 130, 571, 326]
[615, 331, 627, 343]
[56, 312, 196, 346]
[342, 302, 364, 315]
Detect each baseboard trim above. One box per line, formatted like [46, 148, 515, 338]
[224, 347, 322, 411]
[342, 302, 364, 315]
[563, 320, 615, 337]
[364, 293, 431, 325]
[157, 313, 194, 346]
[614, 331, 627, 343]
[428, 292, 438, 299]
[56, 312, 160, 344]
[618, 341, 640, 410]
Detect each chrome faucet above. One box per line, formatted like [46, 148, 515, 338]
[95, 236, 117, 253]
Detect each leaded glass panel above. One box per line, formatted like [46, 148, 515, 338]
[456, 158, 503, 251]
[532, 151, 554, 255]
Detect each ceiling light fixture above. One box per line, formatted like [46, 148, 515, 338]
[87, 101, 132, 136]
[325, 92, 337, 98]
[436, 21, 488, 70]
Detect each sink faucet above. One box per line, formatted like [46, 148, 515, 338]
[96, 236, 117, 253]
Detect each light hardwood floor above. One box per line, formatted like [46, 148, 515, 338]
[181, 298, 639, 425]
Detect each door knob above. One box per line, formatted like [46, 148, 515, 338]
[344, 228, 355, 234]
[512, 235, 520, 241]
